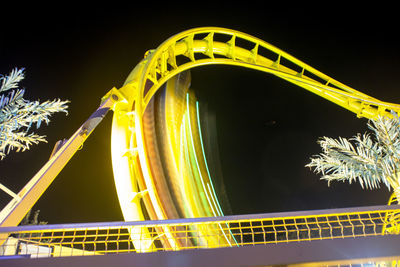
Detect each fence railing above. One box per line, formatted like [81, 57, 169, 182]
[0, 205, 399, 258]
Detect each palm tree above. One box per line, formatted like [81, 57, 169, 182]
[0, 68, 69, 159]
[0, 68, 69, 200]
[306, 112, 400, 202]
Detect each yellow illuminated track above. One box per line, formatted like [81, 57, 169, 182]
[110, 27, 400, 251]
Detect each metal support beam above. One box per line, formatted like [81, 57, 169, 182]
[0, 88, 124, 232]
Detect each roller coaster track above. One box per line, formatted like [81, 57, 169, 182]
[110, 27, 400, 252]
[2, 26, 399, 253]
[122, 27, 400, 118]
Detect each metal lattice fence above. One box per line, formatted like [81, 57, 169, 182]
[0, 205, 399, 258]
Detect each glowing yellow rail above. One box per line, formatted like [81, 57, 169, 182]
[110, 27, 400, 252]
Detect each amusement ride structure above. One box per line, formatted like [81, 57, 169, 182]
[0, 27, 400, 266]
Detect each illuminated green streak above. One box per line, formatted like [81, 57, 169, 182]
[188, 94, 235, 246]
[182, 109, 208, 216]
[195, 101, 225, 216]
[186, 93, 216, 217]
[196, 102, 237, 246]
[180, 118, 194, 218]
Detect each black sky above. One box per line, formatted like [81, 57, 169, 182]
[1, 4, 399, 224]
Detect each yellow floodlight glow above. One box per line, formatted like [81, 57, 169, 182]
[111, 105, 156, 252]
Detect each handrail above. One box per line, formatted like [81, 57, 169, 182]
[0, 204, 398, 233]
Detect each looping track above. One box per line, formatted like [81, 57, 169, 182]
[131, 27, 400, 119]
[111, 27, 400, 252]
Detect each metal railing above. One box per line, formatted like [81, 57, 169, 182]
[0, 205, 399, 258]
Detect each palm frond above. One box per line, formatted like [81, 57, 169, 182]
[306, 113, 400, 192]
[0, 89, 25, 110]
[368, 114, 400, 168]
[0, 68, 69, 159]
[0, 68, 25, 93]
[306, 135, 386, 190]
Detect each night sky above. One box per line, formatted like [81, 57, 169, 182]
[1, 4, 399, 224]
